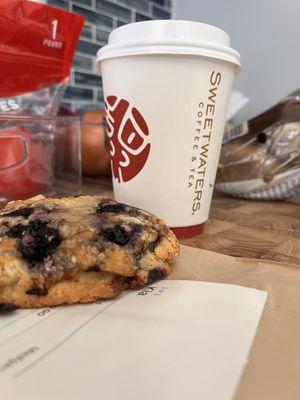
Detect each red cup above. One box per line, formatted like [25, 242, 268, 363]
[0, 126, 51, 200]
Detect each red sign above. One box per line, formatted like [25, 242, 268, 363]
[0, 0, 84, 97]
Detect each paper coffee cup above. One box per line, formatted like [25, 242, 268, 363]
[97, 20, 241, 238]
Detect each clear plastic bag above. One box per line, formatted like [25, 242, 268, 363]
[0, 0, 84, 200]
[0, 115, 82, 204]
[216, 91, 300, 201]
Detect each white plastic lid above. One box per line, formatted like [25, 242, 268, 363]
[97, 20, 241, 69]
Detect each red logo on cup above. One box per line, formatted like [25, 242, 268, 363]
[105, 96, 150, 183]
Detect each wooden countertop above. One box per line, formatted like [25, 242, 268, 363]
[182, 193, 300, 266]
[83, 178, 300, 266]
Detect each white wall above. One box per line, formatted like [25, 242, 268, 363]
[174, 0, 300, 122]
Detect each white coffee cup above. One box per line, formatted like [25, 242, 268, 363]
[97, 20, 241, 238]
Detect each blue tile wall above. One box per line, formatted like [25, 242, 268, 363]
[119, 0, 149, 13]
[98, 90, 104, 103]
[75, 0, 92, 5]
[136, 12, 151, 22]
[48, 0, 68, 10]
[77, 39, 100, 56]
[95, 0, 132, 21]
[116, 19, 127, 27]
[72, 5, 113, 28]
[80, 24, 93, 39]
[64, 87, 94, 100]
[73, 55, 93, 70]
[152, 5, 170, 19]
[96, 29, 110, 43]
[75, 71, 102, 86]
[46, 0, 172, 112]
[152, 0, 164, 5]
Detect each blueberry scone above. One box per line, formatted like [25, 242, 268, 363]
[0, 196, 179, 309]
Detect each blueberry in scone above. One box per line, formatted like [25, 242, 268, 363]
[0, 196, 179, 308]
